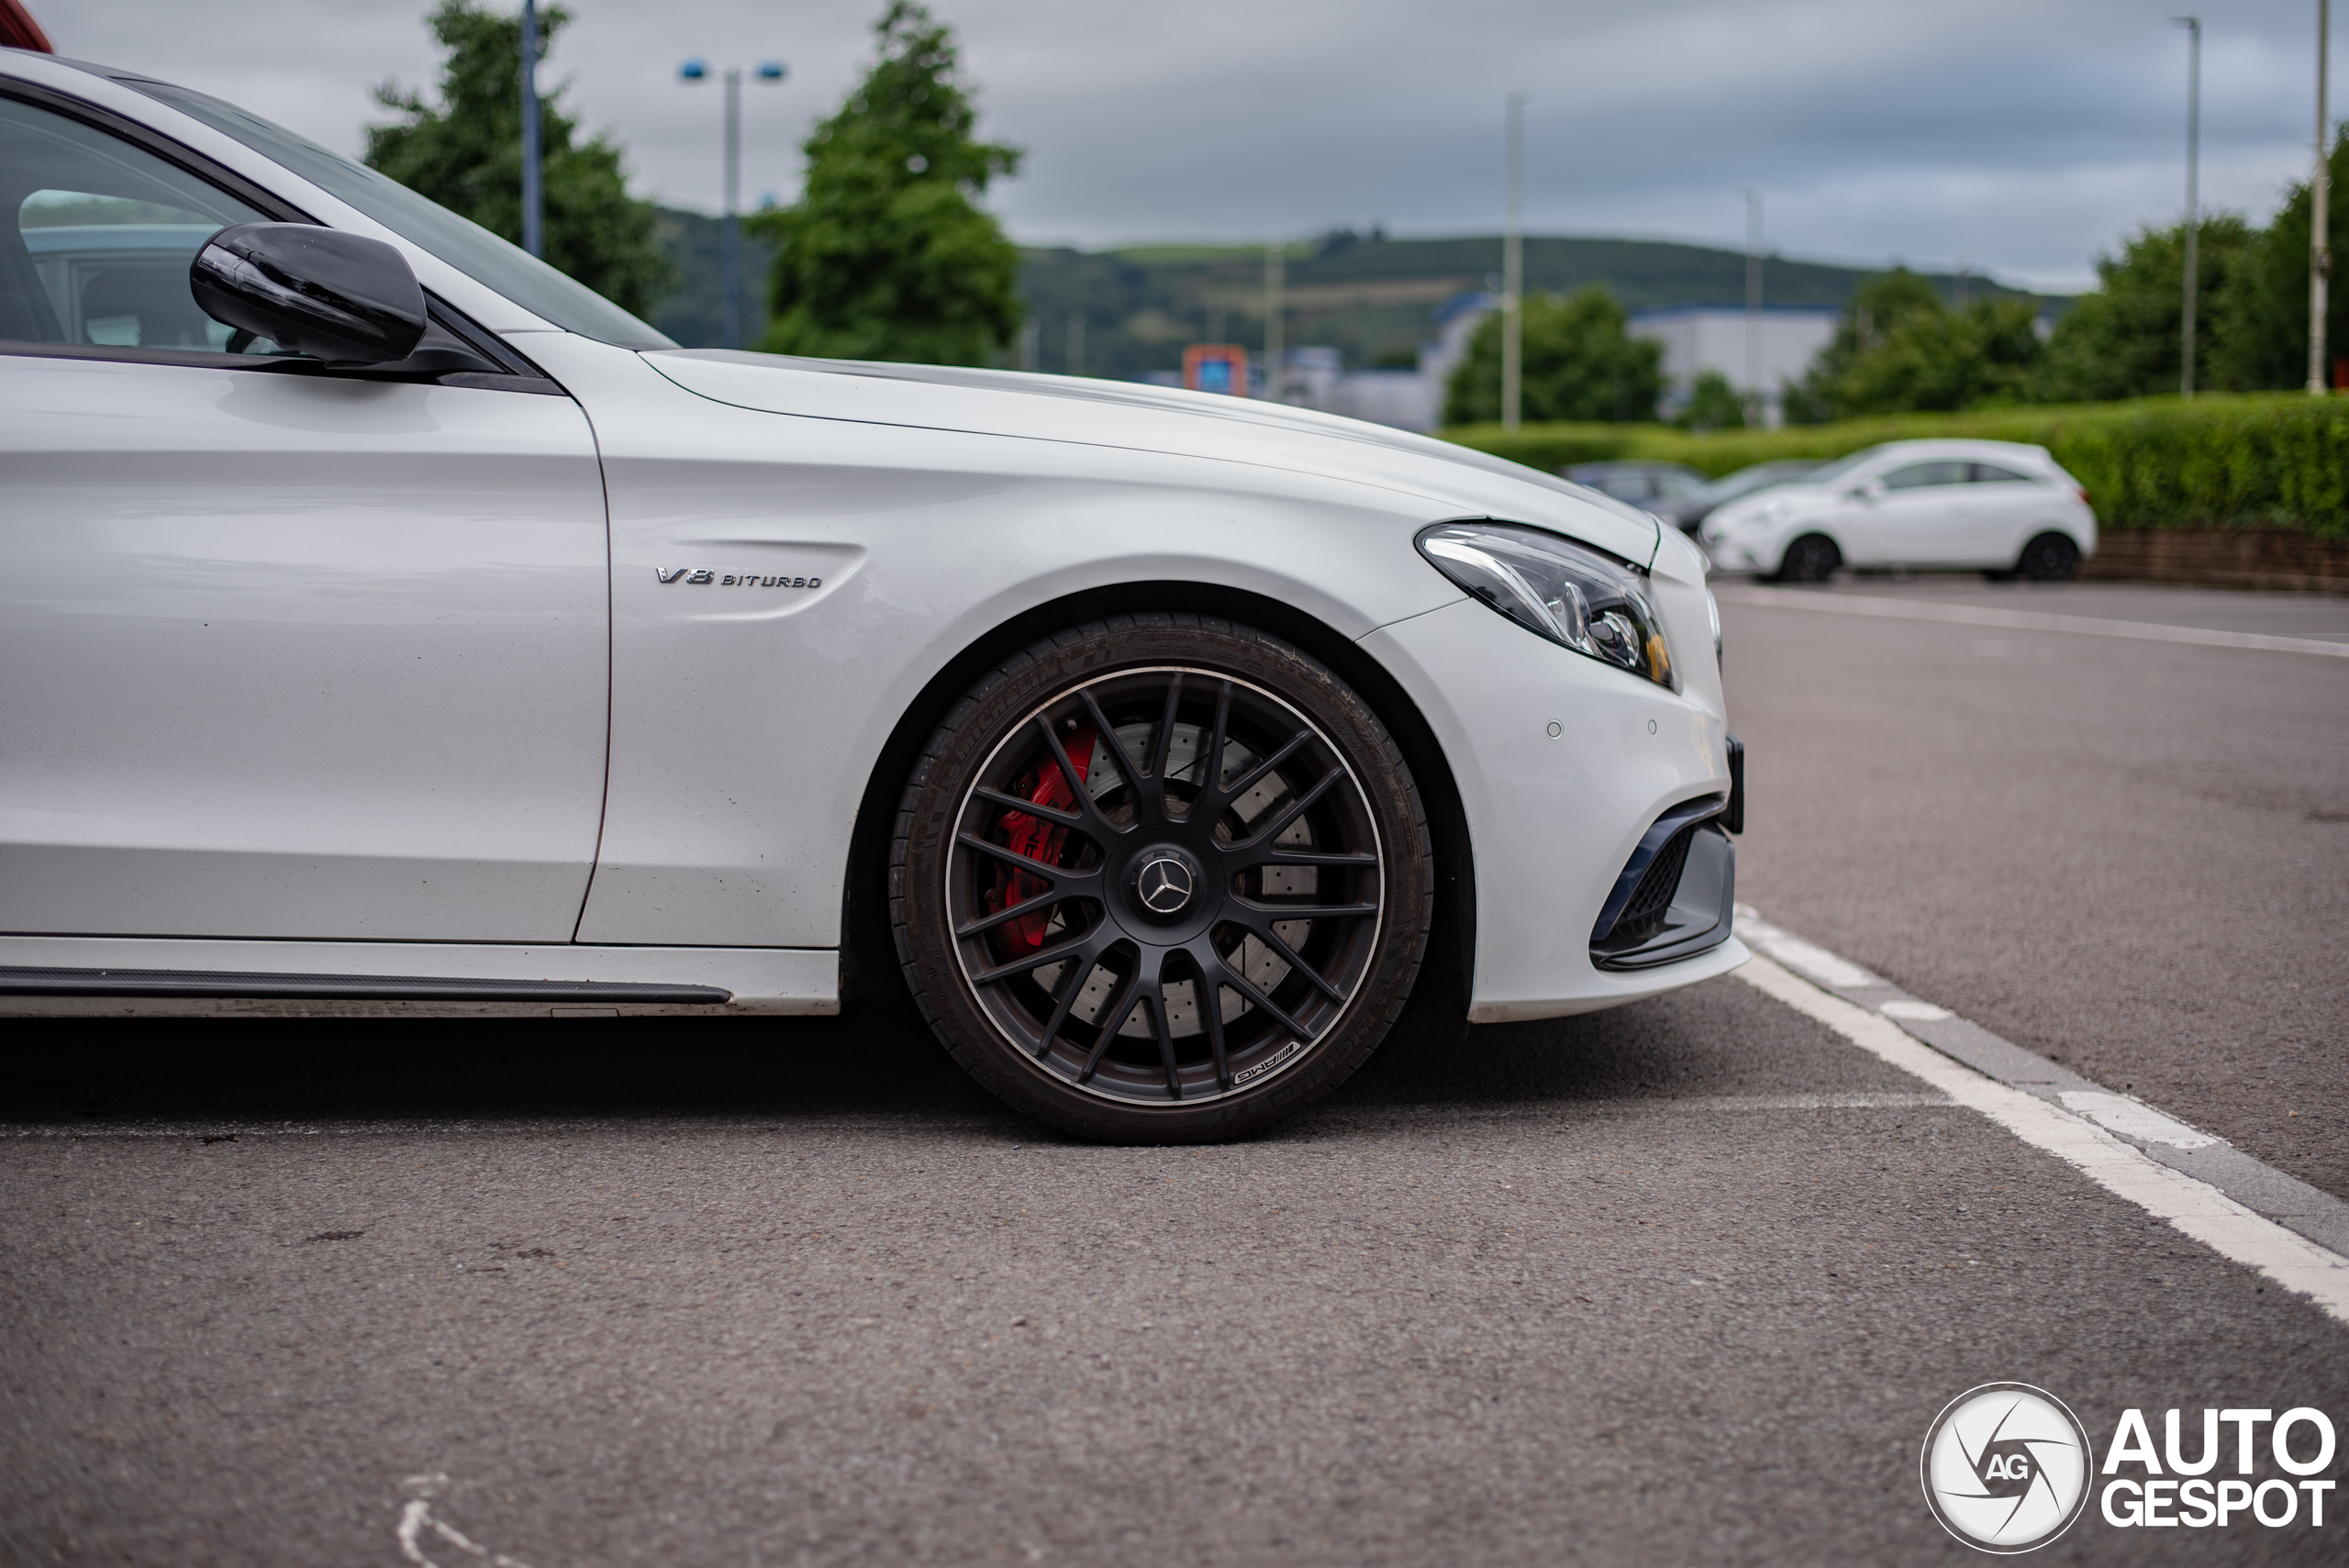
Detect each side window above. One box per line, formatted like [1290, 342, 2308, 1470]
[1, 94, 269, 351]
[1970, 463, 2034, 484]
[1881, 462, 1970, 491]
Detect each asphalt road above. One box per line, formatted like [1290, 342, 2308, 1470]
[3, 577, 2344, 1568]
[1717, 577, 2349, 1200]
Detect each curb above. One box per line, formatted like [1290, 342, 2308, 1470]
[1733, 906, 2349, 1262]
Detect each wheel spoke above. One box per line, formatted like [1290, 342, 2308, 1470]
[1030, 948, 1095, 1058]
[1037, 718, 1121, 837]
[953, 891, 1086, 940]
[953, 831, 1099, 886]
[1197, 680, 1232, 794]
[1078, 688, 1157, 826]
[1233, 764, 1342, 851]
[1230, 845, 1380, 870]
[971, 783, 1085, 829]
[1189, 942, 1232, 1090]
[1209, 952, 1314, 1043]
[1145, 673, 1184, 785]
[1074, 964, 1145, 1084]
[971, 930, 1102, 987]
[1204, 727, 1311, 816]
[1239, 921, 1347, 1006]
[1143, 964, 1183, 1100]
[1231, 898, 1380, 923]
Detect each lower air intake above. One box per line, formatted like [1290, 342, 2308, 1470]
[1588, 800, 1737, 972]
[1609, 822, 1697, 946]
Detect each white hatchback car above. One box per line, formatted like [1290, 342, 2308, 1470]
[1699, 439, 2098, 583]
[0, 53, 1746, 1141]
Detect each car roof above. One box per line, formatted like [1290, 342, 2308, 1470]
[1563, 461, 1706, 478]
[1861, 439, 2053, 465]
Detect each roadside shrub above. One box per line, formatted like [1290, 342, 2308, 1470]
[1442, 394, 2349, 539]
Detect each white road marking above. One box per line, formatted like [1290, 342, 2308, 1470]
[1718, 585, 2349, 659]
[2058, 1091, 2221, 1150]
[1736, 953, 2349, 1326]
[396, 1476, 537, 1568]
[1736, 923, 1881, 989]
[1674, 1092, 1949, 1110]
[1878, 999, 1953, 1021]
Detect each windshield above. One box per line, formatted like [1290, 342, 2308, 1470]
[1794, 446, 1889, 491]
[1702, 461, 1821, 503]
[118, 76, 674, 350]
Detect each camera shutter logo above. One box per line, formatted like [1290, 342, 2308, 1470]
[1921, 1384, 2092, 1552]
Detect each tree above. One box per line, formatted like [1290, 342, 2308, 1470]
[1444, 286, 1664, 424]
[1782, 269, 2043, 421]
[751, 2, 1022, 364]
[367, 2, 669, 317]
[1675, 370, 1750, 431]
[2036, 217, 2260, 401]
[1782, 269, 1940, 422]
[2209, 126, 2349, 391]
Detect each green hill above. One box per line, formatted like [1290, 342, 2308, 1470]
[650, 217, 2054, 374]
[1020, 231, 2047, 383]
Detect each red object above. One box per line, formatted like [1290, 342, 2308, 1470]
[1183, 344, 1250, 397]
[0, 0, 53, 51]
[2333, 357, 2347, 393]
[988, 727, 1096, 948]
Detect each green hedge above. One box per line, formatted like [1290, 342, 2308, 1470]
[1441, 394, 2349, 539]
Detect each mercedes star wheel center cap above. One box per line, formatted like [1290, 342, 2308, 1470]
[1133, 850, 1197, 917]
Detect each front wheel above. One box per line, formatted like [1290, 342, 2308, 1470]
[892, 614, 1433, 1143]
[1776, 533, 1841, 584]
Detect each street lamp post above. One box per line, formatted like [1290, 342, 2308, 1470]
[1744, 189, 1762, 420]
[1263, 241, 1283, 401]
[1501, 91, 1524, 432]
[2175, 16, 2200, 398]
[682, 57, 786, 350]
[2313, 0, 2332, 395]
[520, 0, 542, 259]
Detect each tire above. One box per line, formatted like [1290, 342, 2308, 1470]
[2017, 532, 2081, 582]
[1776, 533, 1841, 584]
[891, 613, 1433, 1144]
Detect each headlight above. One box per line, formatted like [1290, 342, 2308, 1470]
[1417, 520, 1675, 688]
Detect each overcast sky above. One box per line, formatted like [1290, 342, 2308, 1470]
[32, 0, 2342, 293]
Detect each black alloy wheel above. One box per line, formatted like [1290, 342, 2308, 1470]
[1776, 533, 1841, 584]
[893, 615, 1431, 1143]
[2017, 532, 2081, 582]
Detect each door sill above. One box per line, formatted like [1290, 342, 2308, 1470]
[0, 936, 837, 1017]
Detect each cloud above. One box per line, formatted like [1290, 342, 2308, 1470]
[32, 0, 2340, 293]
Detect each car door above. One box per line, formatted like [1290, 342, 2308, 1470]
[0, 90, 609, 941]
[1842, 460, 1973, 565]
[1966, 461, 2054, 567]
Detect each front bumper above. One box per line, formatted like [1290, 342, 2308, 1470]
[1361, 595, 1747, 1023]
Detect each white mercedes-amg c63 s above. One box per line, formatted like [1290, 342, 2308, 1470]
[0, 52, 1747, 1141]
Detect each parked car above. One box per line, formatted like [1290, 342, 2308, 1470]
[0, 54, 1747, 1143]
[1698, 440, 2097, 583]
[1650, 460, 1823, 533]
[1563, 460, 1711, 512]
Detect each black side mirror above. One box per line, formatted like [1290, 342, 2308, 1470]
[190, 223, 428, 364]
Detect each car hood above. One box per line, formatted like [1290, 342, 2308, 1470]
[642, 350, 1663, 571]
[1709, 482, 1835, 524]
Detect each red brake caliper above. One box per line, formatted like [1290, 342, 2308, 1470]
[988, 726, 1097, 949]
